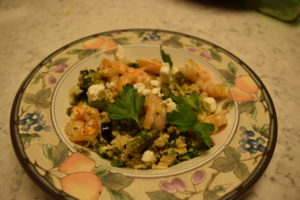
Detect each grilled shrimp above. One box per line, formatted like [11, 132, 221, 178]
[116, 69, 152, 91]
[143, 94, 167, 130]
[181, 59, 211, 83]
[98, 59, 130, 80]
[65, 104, 101, 142]
[136, 59, 162, 75]
[181, 59, 227, 98]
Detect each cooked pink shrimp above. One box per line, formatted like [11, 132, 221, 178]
[116, 69, 152, 91]
[181, 59, 211, 83]
[136, 59, 162, 75]
[203, 111, 228, 133]
[143, 94, 167, 130]
[65, 104, 101, 142]
[98, 59, 130, 80]
[181, 59, 227, 98]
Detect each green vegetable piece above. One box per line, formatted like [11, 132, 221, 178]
[88, 100, 108, 111]
[111, 159, 125, 167]
[128, 63, 139, 68]
[174, 71, 185, 86]
[78, 69, 96, 90]
[108, 84, 145, 125]
[127, 130, 159, 153]
[160, 47, 173, 68]
[167, 104, 197, 132]
[171, 93, 203, 112]
[193, 122, 215, 148]
[161, 83, 173, 99]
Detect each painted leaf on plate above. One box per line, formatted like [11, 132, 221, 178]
[45, 58, 69, 68]
[162, 36, 183, 48]
[114, 37, 130, 45]
[209, 49, 222, 63]
[218, 69, 235, 85]
[20, 133, 40, 148]
[42, 141, 69, 167]
[23, 88, 52, 109]
[203, 190, 219, 200]
[109, 189, 135, 200]
[93, 166, 109, 177]
[146, 190, 181, 200]
[66, 49, 83, 55]
[44, 171, 54, 184]
[239, 101, 257, 119]
[228, 62, 238, 75]
[233, 162, 250, 181]
[210, 157, 238, 173]
[222, 100, 235, 111]
[211, 184, 229, 193]
[253, 124, 269, 138]
[78, 49, 99, 60]
[224, 146, 241, 161]
[100, 173, 134, 191]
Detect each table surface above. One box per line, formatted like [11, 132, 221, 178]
[1, 0, 299, 199]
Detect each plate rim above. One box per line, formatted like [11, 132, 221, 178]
[10, 28, 278, 200]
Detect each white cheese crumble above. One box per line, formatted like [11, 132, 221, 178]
[203, 97, 217, 113]
[142, 150, 154, 162]
[87, 83, 105, 102]
[163, 98, 177, 112]
[160, 62, 171, 83]
[150, 79, 161, 87]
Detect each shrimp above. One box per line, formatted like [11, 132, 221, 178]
[143, 94, 167, 130]
[136, 59, 162, 75]
[181, 59, 211, 83]
[65, 104, 101, 142]
[181, 59, 227, 98]
[98, 59, 130, 80]
[203, 111, 228, 133]
[116, 69, 152, 91]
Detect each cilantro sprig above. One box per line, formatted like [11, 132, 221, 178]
[108, 84, 145, 126]
[167, 93, 215, 148]
[160, 47, 173, 68]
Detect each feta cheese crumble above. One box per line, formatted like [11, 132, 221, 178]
[87, 83, 106, 102]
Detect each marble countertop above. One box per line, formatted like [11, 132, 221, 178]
[0, 0, 299, 199]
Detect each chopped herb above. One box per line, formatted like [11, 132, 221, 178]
[174, 71, 185, 85]
[108, 84, 145, 125]
[193, 122, 215, 148]
[161, 83, 173, 99]
[88, 100, 108, 111]
[66, 107, 72, 116]
[171, 92, 203, 112]
[160, 47, 173, 68]
[167, 104, 197, 132]
[128, 63, 139, 68]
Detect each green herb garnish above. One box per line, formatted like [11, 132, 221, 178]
[193, 122, 215, 148]
[160, 47, 173, 68]
[108, 84, 145, 125]
[171, 92, 203, 112]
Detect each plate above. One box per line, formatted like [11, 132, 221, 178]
[10, 29, 277, 200]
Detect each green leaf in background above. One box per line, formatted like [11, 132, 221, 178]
[93, 166, 109, 177]
[224, 145, 240, 161]
[23, 88, 52, 109]
[78, 49, 99, 60]
[161, 36, 183, 48]
[210, 157, 237, 172]
[209, 49, 222, 63]
[146, 190, 181, 200]
[20, 133, 40, 148]
[252, 124, 269, 138]
[239, 101, 257, 119]
[109, 189, 135, 200]
[114, 37, 130, 45]
[212, 184, 229, 193]
[100, 173, 134, 191]
[135, 30, 146, 38]
[42, 141, 69, 167]
[228, 62, 238, 75]
[66, 49, 83, 55]
[233, 162, 249, 181]
[218, 69, 235, 85]
[222, 100, 235, 111]
[203, 190, 219, 200]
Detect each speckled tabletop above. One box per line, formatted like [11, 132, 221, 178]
[1, 0, 299, 200]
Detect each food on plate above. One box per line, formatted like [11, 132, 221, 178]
[65, 47, 229, 169]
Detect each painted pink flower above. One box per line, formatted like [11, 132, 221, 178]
[191, 170, 206, 185]
[171, 178, 187, 192]
[48, 75, 57, 84]
[160, 181, 177, 193]
[54, 64, 68, 73]
[188, 47, 197, 52]
[200, 51, 212, 60]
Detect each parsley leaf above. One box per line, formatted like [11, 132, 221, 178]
[193, 122, 215, 148]
[108, 84, 145, 125]
[171, 92, 203, 112]
[166, 104, 197, 132]
[160, 47, 173, 68]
